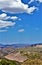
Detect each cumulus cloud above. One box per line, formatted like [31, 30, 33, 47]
[18, 29, 24, 32]
[11, 16, 18, 20]
[0, 20, 16, 28]
[0, 13, 21, 21]
[0, 13, 10, 20]
[0, 13, 7, 20]
[27, 6, 37, 14]
[0, 0, 37, 14]
[0, 13, 22, 32]
[10, 16, 21, 21]
[0, 13, 16, 29]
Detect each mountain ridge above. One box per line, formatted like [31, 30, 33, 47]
[0, 43, 42, 48]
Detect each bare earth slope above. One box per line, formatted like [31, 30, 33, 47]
[5, 52, 27, 62]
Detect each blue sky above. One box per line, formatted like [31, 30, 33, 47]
[0, 0, 42, 44]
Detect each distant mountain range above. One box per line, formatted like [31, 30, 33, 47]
[0, 44, 29, 48]
[0, 43, 42, 48]
[0, 43, 42, 59]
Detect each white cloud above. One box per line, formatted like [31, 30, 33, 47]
[11, 16, 18, 20]
[11, 16, 22, 21]
[38, 0, 42, 2]
[28, 0, 34, 4]
[0, 20, 16, 28]
[28, 0, 42, 4]
[0, 0, 37, 14]
[27, 6, 37, 14]
[0, 13, 10, 20]
[0, 13, 22, 32]
[18, 29, 24, 32]
[18, 18, 22, 21]
[0, 13, 7, 20]
[0, 13, 20, 21]
[0, 30, 7, 32]
[0, 13, 7, 17]
[4, 16, 10, 20]
[0, 13, 21, 20]
[0, 13, 16, 32]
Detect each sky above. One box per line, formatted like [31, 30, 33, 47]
[0, 0, 42, 44]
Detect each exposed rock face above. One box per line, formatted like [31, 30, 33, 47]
[5, 52, 27, 62]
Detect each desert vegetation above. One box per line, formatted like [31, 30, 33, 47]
[0, 51, 42, 65]
[0, 59, 21, 65]
[0, 44, 42, 65]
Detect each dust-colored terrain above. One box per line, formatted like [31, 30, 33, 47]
[0, 43, 42, 65]
[5, 52, 27, 62]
